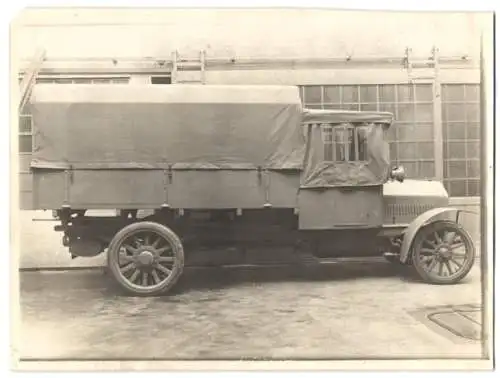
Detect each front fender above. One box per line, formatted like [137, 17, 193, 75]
[399, 207, 475, 263]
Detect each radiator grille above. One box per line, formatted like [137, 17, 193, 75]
[385, 202, 437, 223]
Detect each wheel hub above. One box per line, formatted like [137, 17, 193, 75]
[436, 244, 452, 260]
[136, 250, 155, 266]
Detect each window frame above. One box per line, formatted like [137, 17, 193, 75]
[321, 123, 369, 163]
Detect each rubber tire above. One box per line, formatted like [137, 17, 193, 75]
[107, 221, 184, 296]
[411, 220, 475, 285]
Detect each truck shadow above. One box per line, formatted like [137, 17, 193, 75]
[102, 260, 418, 297]
[22, 260, 465, 298]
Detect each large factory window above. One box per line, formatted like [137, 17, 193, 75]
[18, 115, 32, 154]
[151, 75, 172, 84]
[33, 77, 129, 84]
[442, 84, 481, 197]
[301, 84, 435, 180]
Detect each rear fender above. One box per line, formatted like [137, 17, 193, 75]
[399, 207, 476, 263]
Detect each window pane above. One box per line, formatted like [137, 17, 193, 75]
[303, 86, 322, 103]
[54, 78, 73, 84]
[465, 85, 480, 102]
[111, 78, 129, 84]
[335, 128, 348, 161]
[343, 103, 360, 111]
[151, 76, 171, 84]
[397, 123, 415, 141]
[397, 84, 414, 102]
[446, 122, 466, 140]
[19, 116, 31, 133]
[447, 180, 467, 196]
[359, 85, 377, 103]
[36, 78, 56, 83]
[415, 84, 433, 101]
[92, 78, 111, 84]
[447, 142, 466, 159]
[442, 84, 465, 102]
[321, 125, 333, 142]
[360, 103, 378, 111]
[444, 180, 451, 193]
[389, 142, 398, 159]
[403, 162, 418, 178]
[357, 127, 369, 161]
[73, 78, 92, 84]
[386, 125, 397, 141]
[419, 161, 435, 178]
[445, 103, 466, 121]
[414, 123, 433, 141]
[398, 142, 417, 159]
[322, 125, 333, 160]
[467, 180, 481, 196]
[448, 160, 467, 178]
[304, 104, 323, 109]
[467, 160, 481, 178]
[465, 103, 480, 122]
[341, 86, 359, 103]
[467, 141, 480, 159]
[397, 104, 414, 122]
[379, 85, 395, 102]
[466, 123, 480, 139]
[415, 104, 433, 122]
[324, 86, 341, 103]
[379, 103, 396, 115]
[19, 135, 32, 153]
[418, 142, 434, 159]
[324, 147, 333, 161]
[323, 104, 344, 110]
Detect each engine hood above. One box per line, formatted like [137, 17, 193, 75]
[383, 179, 449, 199]
[383, 179, 449, 225]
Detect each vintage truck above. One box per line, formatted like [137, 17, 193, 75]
[26, 84, 476, 296]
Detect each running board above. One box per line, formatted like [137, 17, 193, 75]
[186, 256, 387, 269]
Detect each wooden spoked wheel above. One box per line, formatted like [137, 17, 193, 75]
[411, 220, 475, 285]
[107, 222, 184, 296]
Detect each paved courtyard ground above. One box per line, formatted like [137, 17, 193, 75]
[16, 259, 486, 362]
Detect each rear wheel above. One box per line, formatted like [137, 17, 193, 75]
[107, 221, 184, 296]
[411, 220, 475, 285]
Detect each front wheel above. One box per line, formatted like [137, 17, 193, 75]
[107, 221, 184, 296]
[411, 220, 475, 285]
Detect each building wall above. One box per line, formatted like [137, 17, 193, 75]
[14, 9, 485, 60]
[14, 9, 486, 268]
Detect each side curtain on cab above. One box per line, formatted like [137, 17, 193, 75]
[300, 122, 391, 188]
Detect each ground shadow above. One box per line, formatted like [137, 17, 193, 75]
[104, 260, 412, 297]
[19, 260, 434, 298]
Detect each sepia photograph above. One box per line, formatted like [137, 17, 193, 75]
[8, 5, 495, 372]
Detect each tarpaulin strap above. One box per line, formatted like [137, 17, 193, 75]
[63, 166, 73, 206]
[257, 166, 272, 207]
[162, 169, 169, 206]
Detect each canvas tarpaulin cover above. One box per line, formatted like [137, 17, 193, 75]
[300, 109, 393, 188]
[29, 84, 305, 171]
[29, 85, 393, 188]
